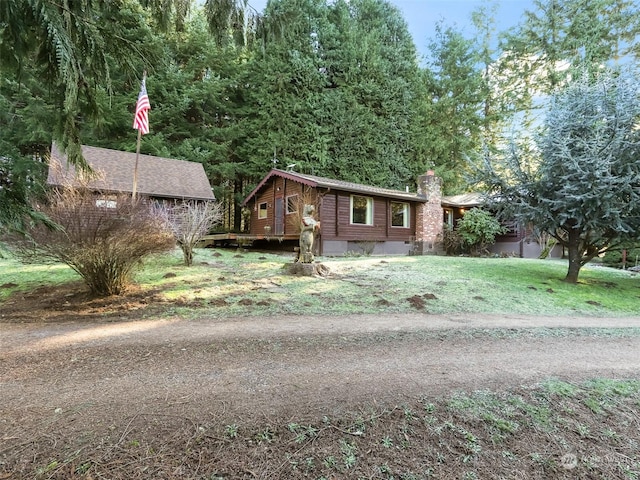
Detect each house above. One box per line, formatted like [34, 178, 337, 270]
[241, 168, 443, 256]
[441, 192, 562, 258]
[47, 144, 215, 203]
[240, 168, 563, 258]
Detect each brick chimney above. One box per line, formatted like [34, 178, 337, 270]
[414, 171, 443, 254]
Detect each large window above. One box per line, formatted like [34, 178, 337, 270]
[351, 195, 373, 225]
[258, 202, 268, 219]
[391, 202, 409, 228]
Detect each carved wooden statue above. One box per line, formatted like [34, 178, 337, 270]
[299, 204, 320, 263]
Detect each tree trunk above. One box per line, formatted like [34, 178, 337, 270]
[182, 244, 193, 266]
[564, 229, 581, 283]
[233, 177, 243, 232]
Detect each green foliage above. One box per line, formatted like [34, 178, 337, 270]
[0, 70, 56, 234]
[420, 23, 488, 193]
[241, 0, 424, 190]
[2, 0, 640, 242]
[456, 208, 505, 255]
[602, 243, 640, 269]
[501, 0, 640, 115]
[0, 154, 51, 235]
[482, 68, 640, 283]
[0, 0, 157, 166]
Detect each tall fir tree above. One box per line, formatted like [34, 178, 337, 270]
[420, 23, 487, 194]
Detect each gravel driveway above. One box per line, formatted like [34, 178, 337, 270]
[3, 313, 640, 424]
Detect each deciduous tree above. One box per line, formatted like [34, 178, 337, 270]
[161, 201, 223, 266]
[5, 186, 175, 296]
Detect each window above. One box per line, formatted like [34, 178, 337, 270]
[96, 197, 117, 209]
[286, 195, 298, 214]
[258, 202, 268, 219]
[351, 195, 373, 225]
[443, 208, 453, 227]
[391, 202, 409, 228]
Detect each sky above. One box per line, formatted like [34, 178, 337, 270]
[246, 0, 537, 59]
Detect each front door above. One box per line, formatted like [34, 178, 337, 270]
[274, 197, 284, 235]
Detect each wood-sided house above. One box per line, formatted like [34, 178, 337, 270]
[47, 144, 215, 204]
[241, 169, 444, 256]
[241, 168, 562, 258]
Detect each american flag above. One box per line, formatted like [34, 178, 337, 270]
[133, 77, 151, 135]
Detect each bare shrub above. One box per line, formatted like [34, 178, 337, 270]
[159, 201, 223, 266]
[6, 186, 175, 296]
[286, 187, 319, 235]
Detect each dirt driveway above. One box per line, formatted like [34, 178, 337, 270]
[3, 313, 640, 424]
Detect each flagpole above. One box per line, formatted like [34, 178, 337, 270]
[132, 128, 142, 200]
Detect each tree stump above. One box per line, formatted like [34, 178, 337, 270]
[284, 262, 330, 277]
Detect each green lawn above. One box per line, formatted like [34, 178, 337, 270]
[1, 248, 638, 317]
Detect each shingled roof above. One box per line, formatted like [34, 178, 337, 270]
[48, 144, 215, 201]
[242, 168, 425, 205]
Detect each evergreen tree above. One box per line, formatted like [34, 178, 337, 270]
[241, 0, 424, 191]
[420, 23, 487, 194]
[324, 0, 424, 189]
[80, 11, 249, 231]
[501, 0, 640, 113]
[482, 69, 640, 283]
[471, 2, 512, 149]
[0, 0, 256, 232]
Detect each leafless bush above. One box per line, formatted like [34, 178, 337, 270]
[441, 224, 464, 255]
[5, 186, 175, 296]
[286, 187, 319, 235]
[159, 201, 223, 266]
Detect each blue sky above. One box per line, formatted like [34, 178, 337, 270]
[392, 0, 535, 58]
[246, 0, 537, 58]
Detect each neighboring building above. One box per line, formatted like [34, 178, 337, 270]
[47, 144, 215, 203]
[241, 168, 442, 256]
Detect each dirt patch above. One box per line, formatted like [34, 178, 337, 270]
[406, 293, 438, 310]
[0, 282, 170, 323]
